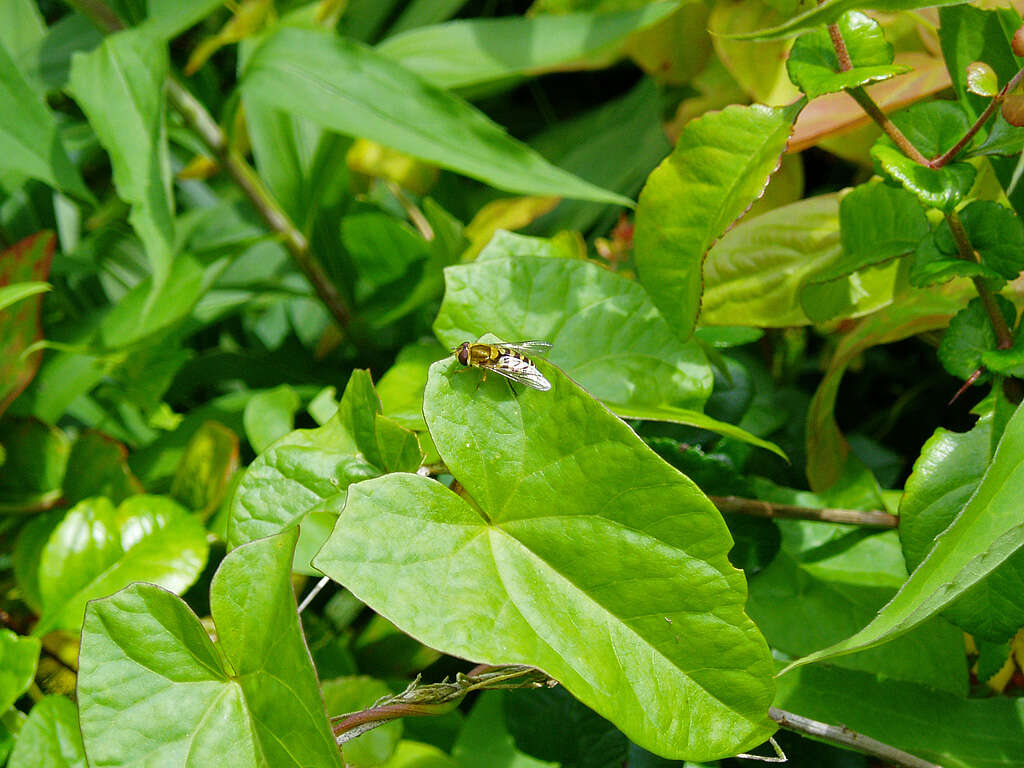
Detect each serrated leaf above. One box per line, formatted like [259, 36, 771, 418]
[913, 202, 1024, 289]
[901, 415, 1024, 641]
[937, 297, 1016, 381]
[69, 28, 175, 289]
[242, 26, 629, 205]
[786, 12, 909, 99]
[377, 2, 680, 89]
[869, 101, 976, 212]
[314, 354, 776, 762]
[0, 41, 90, 199]
[433, 233, 713, 412]
[77, 529, 343, 767]
[34, 495, 209, 634]
[784, 401, 1024, 673]
[0, 233, 54, 419]
[0, 630, 39, 714]
[7, 696, 84, 768]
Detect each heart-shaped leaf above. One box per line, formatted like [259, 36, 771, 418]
[314, 354, 776, 761]
[77, 528, 342, 767]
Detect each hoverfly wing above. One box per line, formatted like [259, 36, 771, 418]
[503, 340, 553, 358]
[492, 352, 552, 391]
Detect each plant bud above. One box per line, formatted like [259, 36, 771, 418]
[1003, 94, 1024, 126]
[1013, 25, 1024, 57]
[966, 62, 998, 97]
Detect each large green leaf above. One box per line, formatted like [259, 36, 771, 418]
[242, 26, 629, 205]
[0, 41, 89, 199]
[7, 696, 84, 768]
[0, 630, 39, 714]
[77, 529, 343, 767]
[69, 28, 175, 289]
[314, 352, 776, 761]
[786, 12, 909, 99]
[377, 2, 681, 89]
[634, 102, 803, 339]
[0, 233, 54, 419]
[434, 233, 712, 410]
[785, 401, 1024, 672]
[900, 415, 1024, 642]
[34, 495, 208, 635]
[228, 370, 420, 567]
[775, 665, 1024, 768]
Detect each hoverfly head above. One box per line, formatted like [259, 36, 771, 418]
[455, 342, 471, 367]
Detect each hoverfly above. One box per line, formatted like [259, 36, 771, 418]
[453, 340, 553, 392]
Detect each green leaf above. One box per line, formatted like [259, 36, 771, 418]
[786, 12, 909, 99]
[35, 495, 209, 634]
[970, 115, 1024, 158]
[314, 355, 776, 761]
[69, 28, 175, 289]
[242, 26, 630, 205]
[168, 420, 240, 516]
[635, 101, 803, 338]
[0, 630, 39, 714]
[747, 522, 966, 694]
[78, 529, 343, 767]
[937, 297, 1016, 381]
[727, 0, 966, 41]
[452, 692, 557, 768]
[376, 340, 448, 431]
[381, 742, 459, 768]
[805, 182, 929, 286]
[244, 384, 303, 453]
[0, 234, 54, 419]
[0, 418, 68, 512]
[0, 282, 49, 312]
[901, 415, 1024, 641]
[228, 370, 420, 564]
[377, 2, 681, 89]
[784, 402, 1024, 673]
[775, 665, 1024, 768]
[322, 677, 402, 767]
[433, 233, 713, 412]
[63, 430, 143, 506]
[7, 696, 85, 768]
[389, 0, 472, 35]
[702, 194, 897, 327]
[966, 61, 999, 98]
[0, 41, 90, 199]
[140, 0, 231, 41]
[870, 102, 976, 213]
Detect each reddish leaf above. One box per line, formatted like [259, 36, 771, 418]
[0, 232, 55, 418]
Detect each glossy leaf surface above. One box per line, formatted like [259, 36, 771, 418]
[635, 102, 802, 338]
[315, 352, 776, 761]
[78, 529, 342, 767]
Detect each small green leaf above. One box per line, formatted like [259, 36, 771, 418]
[960, 201, 1024, 280]
[966, 61, 999, 97]
[937, 297, 1016, 381]
[244, 384, 302, 453]
[433, 233, 713, 411]
[63, 430, 142, 506]
[837, 182, 930, 274]
[635, 101, 803, 338]
[377, 2, 681, 89]
[453, 692, 557, 768]
[0, 630, 39, 714]
[242, 26, 630, 205]
[169, 420, 240, 516]
[0, 234, 54, 419]
[787, 12, 909, 99]
[7, 696, 84, 768]
[784, 401, 1024, 672]
[970, 114, 1024, 158]
[0, 418, 68, 513]
[0, 41, 90, 199]
[78, 529, 343, 767]
[322, 677, 402, 767]
[870, 102, 976, 212]
[901, 415, 1024, 641]
[376, 340, 448, 431]
[69, 28, 175, 289]
[314, 356, 776, 761]
[35, 495, 209, 634]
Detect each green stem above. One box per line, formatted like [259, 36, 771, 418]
[946, 210, 1014, 349]
[710, 496, 897, 528]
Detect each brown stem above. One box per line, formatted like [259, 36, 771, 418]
[946, 210, 1014, 349]
[846, 87, 932, 166]
[931, 65, 1024, 168]
[828, 24, 853, 72]
[710, 496, 898, 528]
[770, 708, 941, 768]
[64, 0, 358, 341]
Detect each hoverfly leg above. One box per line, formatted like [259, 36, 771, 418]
[474, 370, 486, 392]
[507, 380, 518, 398]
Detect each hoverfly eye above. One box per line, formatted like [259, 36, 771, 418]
[457, 346, 469, 366]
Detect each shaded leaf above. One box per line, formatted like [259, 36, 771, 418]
[937, 297, 1016, 381]
[314, 354, 776, 761]
[169, 420, 240, 517]
[77, 529, 342, 767]
[0, 418, 68, 513]
[322, 677, 402, 767]
[243, 384, 302, 453]
[7, 696, 84, 768]
[242, 26, 630, 204]
[452, 691, 557, 768]
[0, 629, 39, 713]
[63, 430, 143, 506]
[635, 101, 803, 338]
